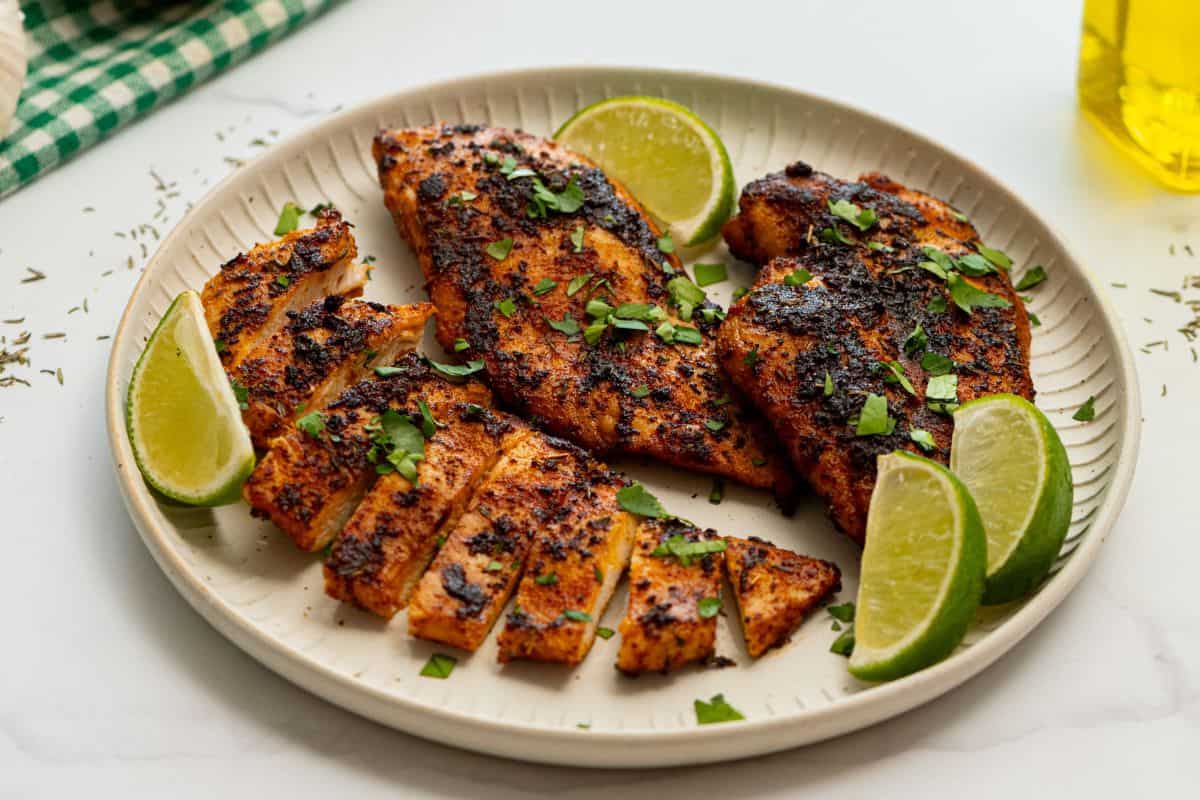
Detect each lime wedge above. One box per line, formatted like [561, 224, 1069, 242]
[951, 394, 1073, 605]
[849, 452, 986, 682]
[554, 96, 735, 246]
[126, 291, 254, 506]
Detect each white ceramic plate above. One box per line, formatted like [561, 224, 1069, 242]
[105, 67, 1141, 767]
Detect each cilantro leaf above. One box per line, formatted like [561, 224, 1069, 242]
[976, 242, 1013, 270]
[617, 482, 667, 518]
[694, 694, 745, 725]
[903, 324, 928, 356]
[296, 411, 325, 438]
[229, 378, 249, 410]
[419, 653, 456, 679]
[672, 326, 702, 345]
[921, 351, 955, 375]
[630, 384, 650, 398]
[1073, 395, 1097, 422]
[495, 297, 517, 318]
[855, 393, 893, 436]
[453, 338, 469, 352]
[830, 626, 856, 656]
[545, 314, 580, 336]
[566, 273, 593, 296]
[879, 360, 916, 395]
[954, 252, 996, 277]
[429, 359, 485, 379]
[562, 609, 592, 622]
[819, 226, 854, 246]
[947, 273, 1012, 313]
[828, 198, 878, 231]
[570, 224, 585, 253]
[784, 268, 813, 287]
[274, 201, 304, 235]
[1015, 265, 1048, 291]
[697, 597, 722, 619]
[486, 238, 514, 261]
[910, 429, 936, 452]
[532, 278, 558, 296]
[823, 371, 834, 396]
[693, 263, 727, 287]
[595, 627, 615, 640]
[374, 365, 405, 377]
[657, 233, 675, 253]
[927, 295, 948, 313]
[827, 602, 856, 622]
[534, 572, 558, 586]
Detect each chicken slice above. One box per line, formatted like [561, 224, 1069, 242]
[374, 124, 792, 499]
[616, 519, 724, 674]
[323, 402, 515, 618]
[232, 296, 432, 448]
[201, 209, 367, 369]
[723, 536, 841, 657]
[496, 463, 637, 665]
[406, 430, 604, 652]
[242, 352, 491, 552]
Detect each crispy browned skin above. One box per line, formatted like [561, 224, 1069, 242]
[201, 210, 367, 369]
[374, 124, 792, 498]
[242, 353, 491, 552]
[323, 400, 513, 618]
[496, 463, 636, 665]
[717, 162, 1034, 543]
[408, 429, 602, 652]
[724, 536, 840, 657]
[232, 297, 431, 448]
[616, 519, 723, 674]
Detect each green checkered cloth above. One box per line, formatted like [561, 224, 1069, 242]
[0, 0, 336, 199]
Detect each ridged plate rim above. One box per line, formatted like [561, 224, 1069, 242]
[104, 65, 1142, 767]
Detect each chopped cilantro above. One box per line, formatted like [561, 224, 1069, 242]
[672, 326, 702, 345]
[743, 345, 760, 367]
[486, 238, 514, 261]
[910, 429, 936, 452]
[867, 241, 894, 252]
[732, 286, 749, 301]
[827, 602, 856, 622]
[920, 246, 956, 279]
[446, 190, 477, 206]
[214, 338, 228, 354]
[495, 297, 517, 318]
[976, 242, 1013, 270]
[484, 151, 499, 166]
[708, 479, 724, 505]
[274, 274, 291, 288]
[429, 359, 485, 378]
[921, 351, 955, 375]
[570, 224, 585, 253]
[1073, 395, 1097, 422]
[453, 338, 469, 352]
[585, 298, 613, 319]
[955, 252, 996, 277]
[927, 295, 948, 313]
[273, 201, 304, 235]
[595, 627, 615, 640]
[1015, 265, 1048, 291]
[830, 626, 856, 656]
[705, 419, 726, 432]
[229, 378, 249, 410]
[562, 609, 592, 622]
[879, 360, 916, 395]
[655, 321, 676, 343]
[485, 560, 503, 572]
[819, 226, 854, 246]
[693, 263, 727, 287]
[614, 303, 656, 320]
[360, 348, 378, 367]
[855, 393, 894, 436]
[419, 653, 456, 679]
[583, 321, 608, 345]
[926, 374, 959, 414]
[823, 371, 834, 396]
[534, 572, 558, 586]
[667, 276, 706, 320]
[651, 535, 727, 566]
[784, 268, 813, 287]
[903, 323, 928, 356]
[545, 314, 581, 336]
[631, 384, 650, 398]
[566, 273, 593, 296]
[657, 233, 675, 253]
[296, 411, 325, 438]
[532, 278, 558, 296]
[498, 155, 518, 175]
[612, 317, 649, 332]
[374, 365, 405, 377]
[617, 482, 667, 518]
[828, 198, 877, 231]
[1029, 312, 1042, 327]
[698, 597, 722, 618]
[947, 273, 1012, 313]
[694, 694, 745, 725]
[417, 399, 439, 438]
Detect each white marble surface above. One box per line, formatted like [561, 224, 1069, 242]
[1, 0, 1196, 795]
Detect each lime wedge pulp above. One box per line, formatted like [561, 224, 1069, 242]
[849, 451, 986, 682]
[125, 290, 254, 506]
[951, 394, 1074, 605]
[554, 95, 735, 246]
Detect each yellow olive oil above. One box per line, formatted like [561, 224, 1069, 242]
[1079, 0, 1200, 190]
